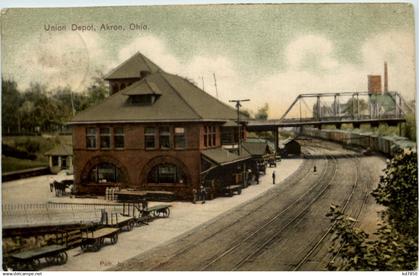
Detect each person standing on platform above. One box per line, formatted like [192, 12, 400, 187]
[272, 171, 276, 184]
[199, 184, 207, 204]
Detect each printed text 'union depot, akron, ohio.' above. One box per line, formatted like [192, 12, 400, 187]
[44, 23, 148, 32]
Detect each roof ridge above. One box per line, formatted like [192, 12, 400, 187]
[138, 52, 153, 72]
[174, 73, 246, 120]
[242, 145, 252, 155]
[144, 78, 159, 95]
[144, 78, 152, 90]
[104, 52, 162, 80]
[159, 72, 203, 119]
[138, 52, 164, 73]
[104, 52, 140, 80]
[71, 86, 125, 120]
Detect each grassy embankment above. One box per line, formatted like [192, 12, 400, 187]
[2, 135, 72, 173]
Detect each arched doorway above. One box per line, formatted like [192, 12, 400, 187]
[147, 163, 186, 184]
[140, 156, 192, 188]
[89, 162, 123, 183]
[80, 155, 129, 187]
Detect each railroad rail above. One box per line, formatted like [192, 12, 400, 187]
[292, 148, 366, 270]
[227, 145, 372, 271]
[201, 148, 338, 270]
[144, 146, 322, 271]
[131, 141, 375, 271]
[144, 154, 315, 271]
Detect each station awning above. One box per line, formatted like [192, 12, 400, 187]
[201, 148, 251, 167]
[44, 144, 73, 156]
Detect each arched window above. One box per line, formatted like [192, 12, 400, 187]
[147, 163, 186, 184]
[89, 163, 122, 183]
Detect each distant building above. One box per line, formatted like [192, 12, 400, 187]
[242, 141, 275, 161]
[368, 62, 389, 95]
[69, 52, 253, 200]
[44, 144, 73, 173]
[368, 63, 395, 117]
[368, 75, 382, 95]
[279, 138, 301, 157]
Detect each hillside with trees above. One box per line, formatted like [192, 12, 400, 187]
[1, 74, 108, 172]
[2, 73, 108, 135]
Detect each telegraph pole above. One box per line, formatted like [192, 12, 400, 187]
[213, 73, 219, 99]
[229, 99, 250, 155]
[70, 89, 75, 116]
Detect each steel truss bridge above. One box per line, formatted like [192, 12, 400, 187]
[246, 91, 411, 148]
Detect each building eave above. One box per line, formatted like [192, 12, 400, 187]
[66, 118, 235, 126]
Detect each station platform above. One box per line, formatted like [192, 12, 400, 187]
[2, 158, 303, 271]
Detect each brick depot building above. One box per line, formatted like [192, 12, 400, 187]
[69, 52, 253, 200]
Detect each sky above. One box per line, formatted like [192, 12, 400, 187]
[1, 3, 416, 118]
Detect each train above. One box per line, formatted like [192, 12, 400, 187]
[301, 127, 417, 156]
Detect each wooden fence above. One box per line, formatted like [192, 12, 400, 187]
[2, 203, 124, 229]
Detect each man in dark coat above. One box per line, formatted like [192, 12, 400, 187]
[272, 171, 276, 184]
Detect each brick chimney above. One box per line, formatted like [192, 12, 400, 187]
[368, 75, 382, 94]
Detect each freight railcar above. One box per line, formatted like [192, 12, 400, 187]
[378, 136, 393, 155]
[301, 127, 416, 156]
[369, 134, 380, 152]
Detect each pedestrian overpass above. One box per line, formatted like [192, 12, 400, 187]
[246, 91, 411, 150]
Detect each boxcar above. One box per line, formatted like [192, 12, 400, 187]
[301, 128, 415, 157]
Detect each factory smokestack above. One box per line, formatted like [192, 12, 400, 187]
[384, 62, 388, 94]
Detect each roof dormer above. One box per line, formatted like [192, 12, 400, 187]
[122, 78, 162, 106]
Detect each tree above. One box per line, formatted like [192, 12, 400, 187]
[255, 103, 269, 120]
[2, 79, 22, 133]
[84, 72, 108, 107]
[240, 109, 253, 119]
[18, 100, 36, 132]
[20, 82, 60, 132]
[312, 102, 334, 119]
[1, 71, 110, 134]
[342, 98, 368, 116]
[372, 150, 418, 237]
[403, 112, 416, 142]
[327, 150, 418, 270]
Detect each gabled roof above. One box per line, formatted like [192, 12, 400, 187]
[202, 148, 251, 166]
[104, 52, 161, 80]
[121, 78, 163, 96]
[45, 144, 73, 156]
[70, 70, 243, 124]
[245, 138, 275, 151]
[242, 142, 272, 156]
[280, 137, 298, 145]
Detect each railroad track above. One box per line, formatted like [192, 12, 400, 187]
[203, 145, 371, 271]
[288, 140, 375, 271]
[292, 149, 365, 270]
[325, 154, 373, 269]
[200, 147, 338, 271]
[114, 141, 377, 271]
[147, 151, 318, 271]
